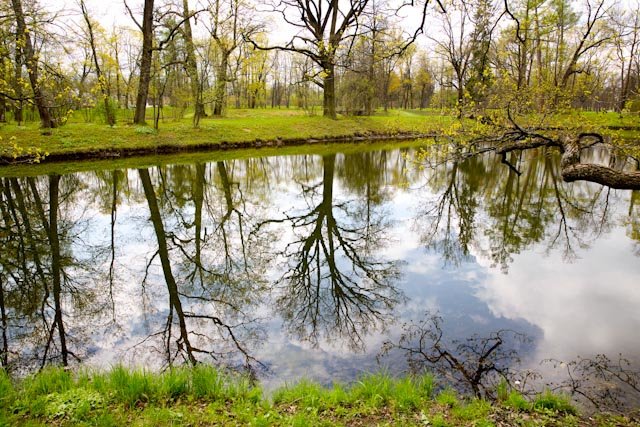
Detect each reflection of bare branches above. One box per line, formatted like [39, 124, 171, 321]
[258, 154, 401, 350]
[416, 140, 620, 272]
[380, 312, 530, 399]
[546, 354, 640, 413]
[137, 166, 266, 373]
[381, 313, 640, 412]
[416, 161, 477, 265]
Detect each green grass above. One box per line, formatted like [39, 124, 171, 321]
[0, 138, 432, 178]
[0, 108, 456, 163]
[533, 390, 578, 415]
[1, 366, 636, 426]
[1, 107, 638, 170]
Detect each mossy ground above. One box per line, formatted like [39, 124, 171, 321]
[1, 367, 637, 426]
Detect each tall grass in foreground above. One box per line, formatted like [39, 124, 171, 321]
[1, 366, 635, 426]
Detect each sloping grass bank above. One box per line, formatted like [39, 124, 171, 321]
[2, 108, 638, 167]
[1, 367, 636, 426]
[0, 112, 456, 165]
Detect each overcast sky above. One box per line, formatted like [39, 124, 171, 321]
[41, 0, 431, 47]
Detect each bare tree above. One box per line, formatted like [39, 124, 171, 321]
[80, 0, 116, 126]
[10, 0, 56, 129]
[181, 0, 206, 123]
[251, 0, 374, 118]
[127, 0, 198, 124]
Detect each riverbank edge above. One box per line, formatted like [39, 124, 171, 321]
[1, 366, 637, 426]
[0, 130, 439, 166]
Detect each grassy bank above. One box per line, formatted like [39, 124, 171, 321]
[0, 109, 458, 164]
[0, 367, 636, 426]
[0, 139, 429, 178]
[1, 108, 638, 167]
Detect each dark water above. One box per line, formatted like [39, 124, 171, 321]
[0, 143, 639, 402]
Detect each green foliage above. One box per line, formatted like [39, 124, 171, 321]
[429, 413, 450, 427]
[107, 366, 156, 407]
[190, 364, 226, 399]
[43, 388, 104, 421]
[452, 398, 492, 420]
[495, 379, 509, 402]
[272, 379, 331, 409]
[0, 366, 636, 426]
[22, 367, 74, 396]
[349, 372, 435, 410]
[156, 367, 191, 401]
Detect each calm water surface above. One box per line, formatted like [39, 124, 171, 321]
[1, 143, 639, 397]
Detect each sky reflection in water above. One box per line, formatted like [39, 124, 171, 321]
[0, 144, 638, 394]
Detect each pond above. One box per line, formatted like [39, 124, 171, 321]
[1, 142, 639, 406]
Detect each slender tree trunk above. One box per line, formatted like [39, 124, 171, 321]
[620, 30, 638, 112]
[13, 44, 23, 124]
[81, 0, 115, 126]
[11, 0, 56, 129]
[114, 37, 122, 108]
[134, 0, 154, 125]
[0, 97, 6, 122]
[48, 175, 68, 365]
[0, 274, 8, 368]
[182, 0, 205, 122]
[457, 83, 464, 119]
[193, 163, 205, 273]
[139, 168, 197, 364]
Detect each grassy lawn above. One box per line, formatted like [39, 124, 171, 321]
[1, 366, 636, 426]
[1, 108, 638, 166]
[0, 108, 456, 162]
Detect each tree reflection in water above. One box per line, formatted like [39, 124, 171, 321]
[136, 162, 272, 371]
[0, 175, 101, 371]
[256, 153, 402, 350]
[414, 145, 622, 272]
[380, 311, 533, 400]
[0, 145, 637, 405]
[381, 312, 640, 413]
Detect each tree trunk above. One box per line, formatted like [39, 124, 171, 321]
[48, 175, 68, 365]
[139, 168, 197, 364]
[11, 0, 56, 129]
[457, 84, 464, 119]
[13, 44, 23, 124]
[323, 62, 337, 119]
[213, 53, 229, 116]
[0, 274, 8, 368]
[134, 0, 154, 125]
[114, 39, 122, 107]
[182, 0, 205, 122]
[81, 0, 115, 126]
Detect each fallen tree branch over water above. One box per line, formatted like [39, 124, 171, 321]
[469, 111, 640, 190]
